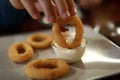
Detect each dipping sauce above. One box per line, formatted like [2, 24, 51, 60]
[52, 39, 87, 64]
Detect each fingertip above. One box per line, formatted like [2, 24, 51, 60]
[48, 16, 56, 23]
[32, 14, 40, 20]
[61, 10, 70, 20]
[70, 7, 77, 16]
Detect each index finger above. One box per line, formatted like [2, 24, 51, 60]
[21, 0, 40, 20]
[54, 0, 70, 20]
[66, 0, 77, 16]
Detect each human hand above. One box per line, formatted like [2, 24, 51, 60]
[9, 0, 77, 23]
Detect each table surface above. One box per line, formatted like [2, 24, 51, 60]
[0, 25, 120, 80]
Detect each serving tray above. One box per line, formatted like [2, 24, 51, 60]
[0, 25, 120, 80]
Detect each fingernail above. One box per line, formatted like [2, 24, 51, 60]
[32, 14, 40, 20]
[62, 10, 70, 20]
[70, 7, 77, 16]
[48, 16, 56, 23]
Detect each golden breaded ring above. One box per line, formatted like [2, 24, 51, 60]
[8, 41, 34, 63]
[52, 15, 84, 49]
[28, 33, 53, 49]
[25, 58, 69, 80]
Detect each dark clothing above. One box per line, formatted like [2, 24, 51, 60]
[0, 0, 28, 33]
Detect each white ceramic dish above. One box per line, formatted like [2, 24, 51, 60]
[52, 39, 87, 64]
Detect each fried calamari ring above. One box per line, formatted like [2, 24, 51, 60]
[28, 33, 53, 49]
[8, 41, 34, 63]
[52, 15, 84, 49]
[25, 58, 69, 80]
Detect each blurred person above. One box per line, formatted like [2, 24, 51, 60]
[79, 0, 102, 10]
[78, 0, 120, 26]
[79, 0, 120, 46]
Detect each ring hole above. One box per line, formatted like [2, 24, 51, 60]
[34, 62, 57, 69]
[61, 24, 76, 44]
[64, 24, 73, 28]
[64, 24, 70, 26]
[33, 37, 44, 42]
[62, 24, 75, 33]
[17, 44, 26, 54]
